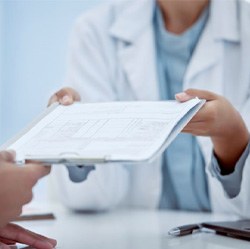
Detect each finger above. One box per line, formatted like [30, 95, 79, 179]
[0, 237, 16, 245]
[182, 122, 209, 136]
[0, 151, 16, 163]
[0, 224, 57, 249]
[0, 241, 11, 249]
[22, 165, 51, 187]
[19, 164, 50, 189]
[47, 94, 59, 107]
[185, 88, 219, 101]
[56, 87, 81, 106]
[187, 100, 219, 124]
[59, 94, 74, 105]
[187, 104, 210, 122]
[21, 228, 57, 248]
[25, 159, 51, 166]
[175, 92, 194, 102]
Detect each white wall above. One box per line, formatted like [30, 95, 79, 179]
[1, 0, 100, 144]
[0, 0, 101, 201]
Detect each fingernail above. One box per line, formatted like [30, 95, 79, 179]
[49, 238, 57, 246]
[175, 92, 188, 98]
[46, 242, 55, 249]
[33, 240, 55, 249]
[48, 242, 55, 248]
[175, 92, 192, 101]
[62, 95, 71, 104]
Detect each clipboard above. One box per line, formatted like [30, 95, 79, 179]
[1, 100, 205, 166]
[0, 103, 59, 152]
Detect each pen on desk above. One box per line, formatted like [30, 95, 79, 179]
[168, 224, 201, 236]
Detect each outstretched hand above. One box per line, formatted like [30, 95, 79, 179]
[176, 89, 249, 173]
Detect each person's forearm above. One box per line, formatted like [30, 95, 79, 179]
[212, 127, 249, 174]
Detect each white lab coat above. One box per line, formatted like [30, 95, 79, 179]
[53, 0, 250, 217]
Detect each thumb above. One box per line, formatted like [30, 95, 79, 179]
[176, 89, 218, 102]
[186, 89, 218, 101]
[175, 92, 193, 102]
[0, 150, 16, 163]
[23, 164, 51, 184]
[48, 87, 81, 107]
[56, 87, 80, 106]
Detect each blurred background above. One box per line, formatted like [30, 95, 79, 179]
[0, 0, 102, 202]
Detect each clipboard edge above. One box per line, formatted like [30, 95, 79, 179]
[0, 103, 59, 150]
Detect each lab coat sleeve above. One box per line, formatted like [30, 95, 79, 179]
[67, 166, 96, 183]
[209, 96, 250, 218]
[209, 140, 250, 198]
[226, 97, 250, 218]
[53, 13, 130, 211]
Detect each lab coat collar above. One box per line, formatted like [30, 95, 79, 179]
[110, 0, 240, 44]
[109, 0, 155, 43]
[110, 0, 159, 101]
[184, 0, 240, 87]
[109, 0, 240, 100]
[211, 0, 240, 42]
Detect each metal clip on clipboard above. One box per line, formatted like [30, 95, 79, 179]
[24, 153, 112, 166]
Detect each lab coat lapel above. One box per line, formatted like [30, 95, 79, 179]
[109, 0, 159, 101]
[183, 23, 223, 166]
[184, 0, 240, 95]
[117, 31, 159, 101]
[183, 18, 222, 93]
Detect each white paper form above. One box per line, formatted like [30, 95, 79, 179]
[3, 99, 205, 164]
